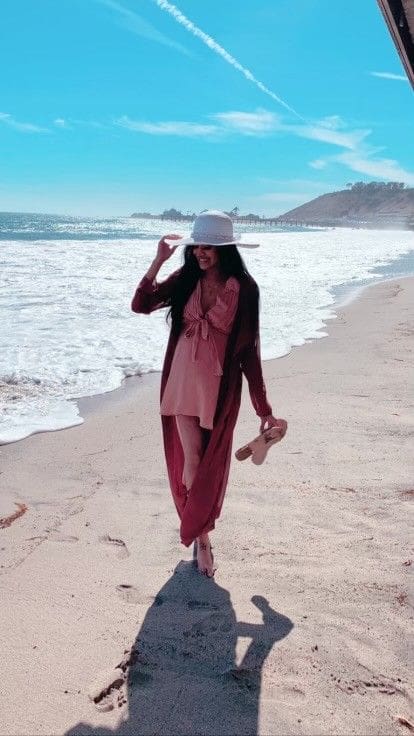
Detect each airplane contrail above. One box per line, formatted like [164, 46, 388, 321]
[153, 0, 303, 119]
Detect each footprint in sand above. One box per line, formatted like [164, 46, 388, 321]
[332, 673, 405, 696]
[88, 648, 153, 710]
[185, 612, 233, 638]
[88, 666, 127, 712]
[116, 584, 145, 604]
[116, 585, 163, 605]
[99, 534, 130, 559]
[49, 533, 79, 543]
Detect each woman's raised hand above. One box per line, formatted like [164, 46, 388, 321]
[156, 234, 182, 263]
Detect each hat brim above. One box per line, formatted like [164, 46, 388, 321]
[164, 235, 260, 249]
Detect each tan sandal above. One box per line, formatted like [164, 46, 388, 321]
[235, 426, 284, 465]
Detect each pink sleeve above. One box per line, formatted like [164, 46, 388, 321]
[240, 281, 273, 418]
[131, 269, 180, 314]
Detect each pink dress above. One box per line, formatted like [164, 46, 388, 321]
[160, 276, 240, 429]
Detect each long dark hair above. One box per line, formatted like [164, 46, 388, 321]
[167, 245, 250, 336]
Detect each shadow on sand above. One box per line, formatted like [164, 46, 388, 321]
[65, 560, 293, 736]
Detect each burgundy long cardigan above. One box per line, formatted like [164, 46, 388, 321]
[131, 269, 273, 546]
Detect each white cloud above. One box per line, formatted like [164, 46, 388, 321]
[52, 118, 106, 129]
[211, 109, 370, 150]
[335, 151, 414, 185]
[116, 115, 219, 137]
[315, 115, 346, 130]
[96, 0, 189, 55]
[218, 109, 365, 148]
[287, 120, 370, 150]
[0, 112, 48, 133]
[307, 150, 414, 185]
[213, 109, 277, 135]
[309, 159, 327, 170]
[114, 106, 414, 186]
[153, 0, 301, 118]
[370, 71, 408, 82]
[113, 107, 372, 155]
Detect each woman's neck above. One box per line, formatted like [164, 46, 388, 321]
[201, 266, 225, 283]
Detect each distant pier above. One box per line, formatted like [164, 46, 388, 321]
[159, 214, 309, 227]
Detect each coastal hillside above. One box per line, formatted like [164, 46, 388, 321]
[280, 182, 414, 229]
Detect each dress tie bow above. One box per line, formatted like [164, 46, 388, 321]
[185, 317, 223, 376]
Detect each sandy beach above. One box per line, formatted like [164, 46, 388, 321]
[0, 275, 413, 736]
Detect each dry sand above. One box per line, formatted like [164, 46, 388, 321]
[0, 276, 413, 736]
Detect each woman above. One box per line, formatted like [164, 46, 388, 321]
[131, 210, 287, 577]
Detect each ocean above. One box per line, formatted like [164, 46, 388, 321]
[1, 211, 413, 445]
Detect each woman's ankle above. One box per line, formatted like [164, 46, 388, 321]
[197, 533, 210, 548]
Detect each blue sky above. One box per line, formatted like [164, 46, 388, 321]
[1, 0, 414, 216]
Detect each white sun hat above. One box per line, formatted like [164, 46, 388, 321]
[164, 210, 259, 249]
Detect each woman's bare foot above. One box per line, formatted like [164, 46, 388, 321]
[196, 533, 216, 578]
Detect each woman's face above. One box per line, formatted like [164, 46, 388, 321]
[193, 245, 219, 271]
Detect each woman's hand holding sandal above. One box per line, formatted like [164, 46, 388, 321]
[235, 415, 288, 465]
